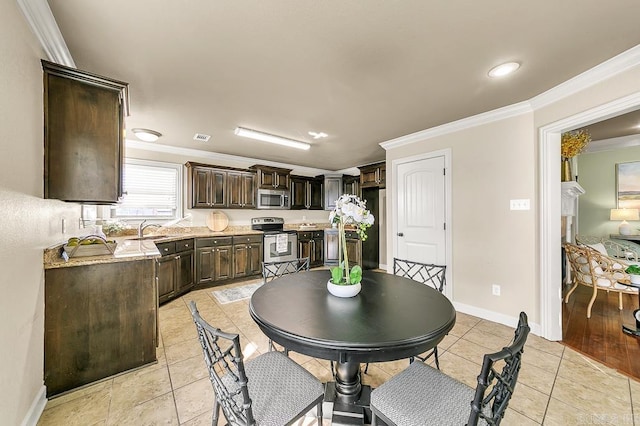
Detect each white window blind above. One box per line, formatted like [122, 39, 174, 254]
[112, 159, 181, 219]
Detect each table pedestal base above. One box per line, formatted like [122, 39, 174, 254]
[323, 382, 372, 425]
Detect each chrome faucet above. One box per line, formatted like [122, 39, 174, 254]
[138, 220, 161, 237]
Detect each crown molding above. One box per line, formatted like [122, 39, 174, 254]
[530, 44, 640, 110]
[17, 0, 75, 67]
[583, 133, 640, 154]
[380, 101, 532, 150]
[381, 44, 640, 151]
[125, 139, 334, 177]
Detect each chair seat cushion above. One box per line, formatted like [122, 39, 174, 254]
[370, 361, 475, 426]
[244, 351, 324, 424]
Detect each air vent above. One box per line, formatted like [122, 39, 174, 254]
[193, 133, 211, 142]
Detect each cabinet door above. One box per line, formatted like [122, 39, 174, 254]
[290, 177, 308, 209]
[247, 243, 263, 276]
[346, 238, 361, 267]
[343, 176, 360, 197]
[176, 251, 194, 294]
[196, 248, 215, 285]
[214, 245, 234, 281]
[299, 239, 312, 261]
[43, 61, 126, 203]
[258, 169, 277, 189]
[324, 230, 340, 266]
[309, 179, 324, 210]
[156, 256, 176, 304]
[324, 176, 343, 210]
[227, 172, 244, 208]
[312, 238, 324, 267]
[210, 170, 227, 207]
[233, 244, 249, 278]
[275, 170, 290, 190]
[192, 167, 211, 207]
[241, 172, 256, 208]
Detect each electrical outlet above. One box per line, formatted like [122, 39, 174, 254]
[492, 284, 501, 296]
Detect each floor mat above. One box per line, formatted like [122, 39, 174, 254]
[212, 282, 263, 304]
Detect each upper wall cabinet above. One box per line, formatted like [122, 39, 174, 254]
[186, 162, 257, 209]
[252, 165, 292, 190]
[343, 175, 360, 197]
[42, 60, 129, 204]
[290, 175, 323, 210]
[358, 162, 386, 189]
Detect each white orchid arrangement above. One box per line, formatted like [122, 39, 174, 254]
[329, 194, 375, 285]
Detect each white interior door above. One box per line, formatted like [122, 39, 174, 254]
[397, 156, 446, 264]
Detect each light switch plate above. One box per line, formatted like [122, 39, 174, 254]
[510, 199, 530, 210]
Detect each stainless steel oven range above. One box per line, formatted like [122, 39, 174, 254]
[251, 217, 298, 263]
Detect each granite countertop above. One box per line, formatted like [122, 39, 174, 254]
[43, 226, 265, 269]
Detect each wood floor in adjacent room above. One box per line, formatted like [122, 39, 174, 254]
[563, 282, 640, 381]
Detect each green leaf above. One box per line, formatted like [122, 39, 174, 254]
[330, 266, 345, 284]
[626, 264, 640, 275]
[349, 265, 363, 284]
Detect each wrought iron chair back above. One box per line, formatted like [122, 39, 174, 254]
[393, 258, 446, 293]
[189, 301, 255, 425]
[468, 311, 530, 425]
[262, 257, 310, 283]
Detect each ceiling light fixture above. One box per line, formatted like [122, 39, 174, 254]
[309, 131, 328, 139]
[131, 128, 162, 142]
[487, 62, 520, 78]
[234, 127, 310, 150]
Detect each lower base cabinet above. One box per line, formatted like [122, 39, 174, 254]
[298, 230, 324, 267]
[196, 235, 263, 286]
[324, 228, 361, 267]
[156, 239, 194, 304]
[44, 259, 156, 397]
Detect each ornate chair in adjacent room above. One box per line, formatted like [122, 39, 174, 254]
[189, 301, 324, 426]
[564, 243, 638, 318]
[370, 312, 530, 426]
[261, 257, 310, 353]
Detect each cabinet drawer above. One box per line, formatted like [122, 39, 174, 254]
[196, 237, 233, 248]
[312, 231, 324, 239]
[156, 241, 176, 256]
[345, 231, 360, 239]
[233, 235, 263, 244]
[175, 239, 194, 252]
[298, 231, 313, 240]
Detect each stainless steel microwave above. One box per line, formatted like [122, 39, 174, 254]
[257, 189, 290, 209]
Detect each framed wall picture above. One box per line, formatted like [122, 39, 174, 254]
[616, 161, 640, 208]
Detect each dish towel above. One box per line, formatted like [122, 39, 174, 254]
[276, 234, 288, 253]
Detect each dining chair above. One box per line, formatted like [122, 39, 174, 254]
[564, 243, 638, 318]
[261, 257, 310, 353]
[189, 301, 324, 426]
[370, 312, 530, 426]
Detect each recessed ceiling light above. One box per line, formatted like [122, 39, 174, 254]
[487, 62, 520, 78]
[234, 127, 310, 150]
[309, 131, 328, 139]
[131, 128, 162, 142]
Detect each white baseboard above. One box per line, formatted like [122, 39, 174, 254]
[453, 302, 542, 338]
[21, 385, 47, 426]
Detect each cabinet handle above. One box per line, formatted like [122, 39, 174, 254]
[176, 255, 181, 259]
[163, 248, 169, 252]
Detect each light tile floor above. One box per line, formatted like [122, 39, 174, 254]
[38, 278, 640, 425]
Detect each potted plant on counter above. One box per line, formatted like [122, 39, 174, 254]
[327, 194, 375, 297]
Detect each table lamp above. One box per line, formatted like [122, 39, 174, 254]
[610, 208, 640, 235]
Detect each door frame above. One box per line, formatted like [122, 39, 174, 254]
[539, 91, 640, 340]
[391, 148, 453, 300]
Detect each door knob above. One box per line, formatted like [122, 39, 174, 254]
[397, 232, 404, 237]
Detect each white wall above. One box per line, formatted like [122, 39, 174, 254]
[1, 2, 82, 424]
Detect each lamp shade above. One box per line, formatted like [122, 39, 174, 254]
[610, 208, 640, 221]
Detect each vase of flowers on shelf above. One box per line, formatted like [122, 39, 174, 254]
[560, 129, 591, 182]
[327, 194, 375, 297]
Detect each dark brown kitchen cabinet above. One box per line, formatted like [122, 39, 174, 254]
[186, 163, 227, 208]
[343, 174, 360, 197]
[290, 176, 323, 210]
[44, 259, 156, 396]
[324, 174, 343, 210]
[324, 228, 361, 267]
[359, 162, 386, 188]
[233, 235, 263, 278]
[42, 60, 129, 204]
[298, 231, 324, 267]
[156, 239, 194, 304]
[227, 171, 257, 208]
[252, 165, 291, 190]
[196, 237, 234, 285]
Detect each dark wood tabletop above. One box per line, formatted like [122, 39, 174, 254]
[249, 269, 456, 364]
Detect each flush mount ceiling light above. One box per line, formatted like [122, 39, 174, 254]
[487, 62, 520, 78]
[131, 128, 162, 142]
[308, 131, 328, 139]
[234, 127, 310, 150]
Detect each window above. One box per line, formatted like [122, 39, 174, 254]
[111, 159, 182, 220]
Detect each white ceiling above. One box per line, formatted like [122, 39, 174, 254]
[45, 0, 640, 170]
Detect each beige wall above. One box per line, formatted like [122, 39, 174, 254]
[577, 146, 640, 237]
[386, 114, 537, 318]
[384, 64, 640, 327]
[1, 2, 82, 424]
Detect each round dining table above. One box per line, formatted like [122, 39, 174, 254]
[249, 269, 456, 414]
